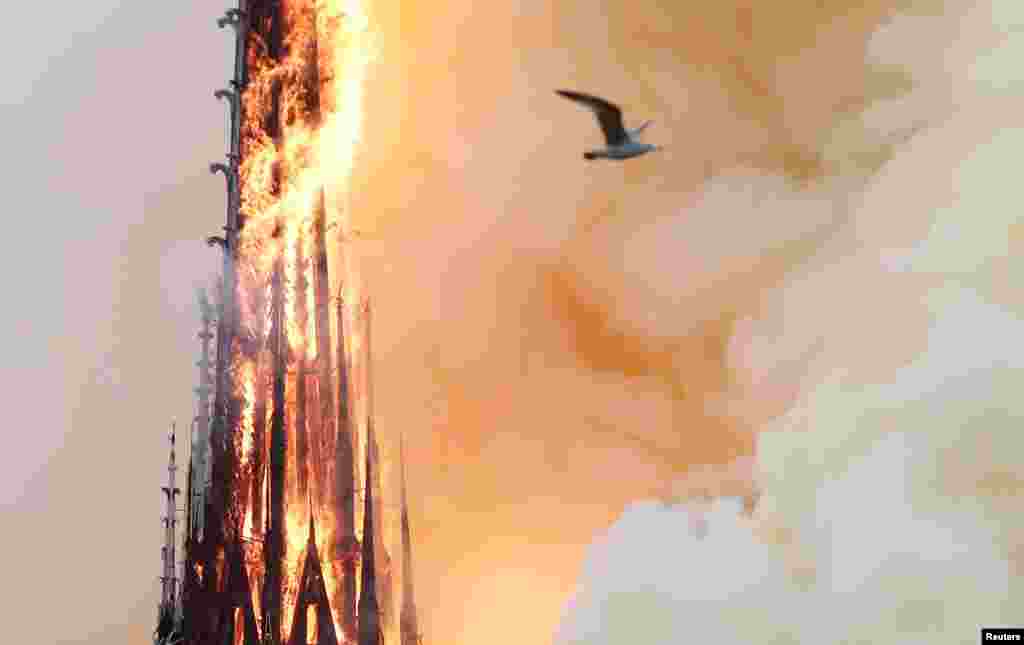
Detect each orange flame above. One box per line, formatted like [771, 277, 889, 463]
[229, 0, 376, 643]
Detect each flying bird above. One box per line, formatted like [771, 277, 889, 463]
[555, 89, 659, 161]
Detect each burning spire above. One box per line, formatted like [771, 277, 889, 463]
[177, 2, 391, 643]
[399, 437, 421, 645]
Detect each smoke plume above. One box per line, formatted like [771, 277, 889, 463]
[555, 0, 1024, 642]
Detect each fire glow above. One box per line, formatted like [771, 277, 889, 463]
[228, 0, 377, 643]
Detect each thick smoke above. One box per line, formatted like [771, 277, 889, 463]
[346, 0, 989, 643]
[560, 290, 1024, 642]
[556, 0, 1024, 642]
[560, 432, 1017, 644]
[15, 0, 1014, 643]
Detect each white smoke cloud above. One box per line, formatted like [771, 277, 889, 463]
[560, 427, 1017, 644]
[556, 0, 1024, 641]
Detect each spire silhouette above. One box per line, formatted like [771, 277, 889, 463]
[399, 435, 421, 645]
[357, 416, 382, 645]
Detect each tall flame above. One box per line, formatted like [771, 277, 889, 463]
[229, 0, 376, 642]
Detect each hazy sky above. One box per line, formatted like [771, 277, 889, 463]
[3, 1, 1022, 644]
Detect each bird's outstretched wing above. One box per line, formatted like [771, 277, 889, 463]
[556, 89, 628, 146]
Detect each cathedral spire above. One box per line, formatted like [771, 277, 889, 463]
[363, 299, 394, 631]
[358, 416, 382, 645]
[287, 492, 340, 645]
[335, 291, 358, 641]
[157, 424, 181, 642]
[399, 436, 421, 645]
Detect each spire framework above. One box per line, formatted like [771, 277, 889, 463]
[166, 4, 423, 645]
[157, 425, 182, 644]
[399, 437, 421, 645]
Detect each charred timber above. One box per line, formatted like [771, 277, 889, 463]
[183, 2, 429, 644]
[307, 0, 343, 553]
[334, 294, 358, 640]
[358, 420, 382, 645]
[250, 351, 268, 541]
[310, 192, 333, 521]
[399, 438, 421, 645]
[183, 4, 248, 644]
[365, 302, 394, 631]
[288, 512, 340, 645]
[191, 0, 249, 639]
[264, 259, 288, 642]
[303, 2, 336, 569]
[249, 2, 288, 638]
[238, 275, 269, 544]
[370, 431, 393, 631]
[197, 281, 239, 643]
[215, 538, 261, 645]
[295, 232, 310, 501]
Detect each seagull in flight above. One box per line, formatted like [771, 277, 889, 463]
[556, 89, 659, 161]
